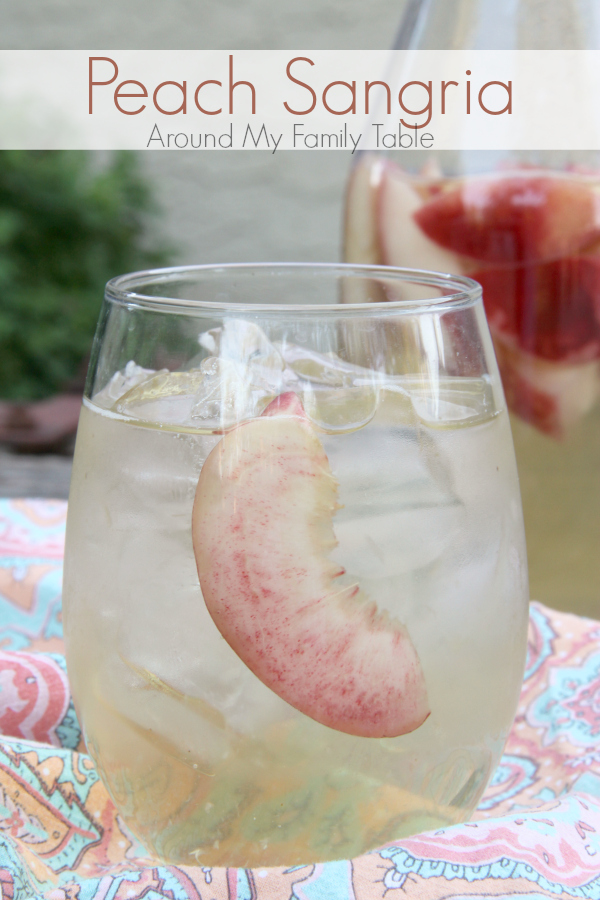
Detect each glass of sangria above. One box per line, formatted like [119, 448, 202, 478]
[63, 263, 528, 867]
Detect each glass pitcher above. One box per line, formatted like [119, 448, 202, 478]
[345, 0, 600, 618]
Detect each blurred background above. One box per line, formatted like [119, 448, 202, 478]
[0, 0, 407, 498]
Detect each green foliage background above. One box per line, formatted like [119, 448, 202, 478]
[0, 151, 172, 401]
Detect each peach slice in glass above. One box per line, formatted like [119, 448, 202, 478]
[192, 392, 430, 739]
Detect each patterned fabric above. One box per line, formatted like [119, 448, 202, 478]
[0, 499, 65, 654]
[1, 498, 600, 899]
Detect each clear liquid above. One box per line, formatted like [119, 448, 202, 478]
[510, 405, 600, 617]
[63, 386, 527, 867]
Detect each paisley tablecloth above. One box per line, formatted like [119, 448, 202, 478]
[1, 497, 600, 899]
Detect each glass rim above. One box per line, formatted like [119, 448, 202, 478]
[105, 262, 482, 315]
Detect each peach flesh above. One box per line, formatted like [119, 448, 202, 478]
[343, 153, 384, 266]
[414, 174, 600, 265]
[192, 392, 430, 738]
[378, 162, 465, 274]
[492, 330, 599, 439]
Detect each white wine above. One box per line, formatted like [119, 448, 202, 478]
[64, 361, 528, 867]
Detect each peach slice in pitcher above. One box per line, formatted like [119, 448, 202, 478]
[344, 152, 385, 267]
[377, 162, 466, 274]
[413, 173, 600, 265]
[192, 392, 430, 739]
[491, 329, 600, 439]
[475, 256, 600, 364]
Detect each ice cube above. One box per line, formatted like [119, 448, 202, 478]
[408, 377, 497, 428]
[378, 375, 498, 429]
[277, 343, 359, 387]
[199, 319, 286, 380]
[194, 320, 298, 428]
[325, 426, 463, 585]
[301, 385, 379, 433]
[114, 370, 207, 426]
[276, 343, 381, 433]
[190, 356, 289, 429]
[93, 361, 163, 409]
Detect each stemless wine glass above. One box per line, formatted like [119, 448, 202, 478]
[63, 263, 529, 868]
